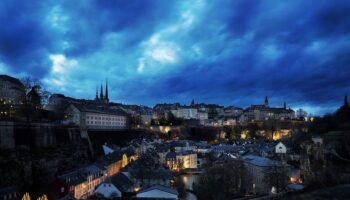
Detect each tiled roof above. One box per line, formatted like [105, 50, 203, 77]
[58, 171, 86, 186]
[242, 155, 284, 167]
[71, 103, 127, 116]
[58, 164, 104, 186]
[105, 173, 133, 192]
[138, 185, 178, 196]
[81, 164, 104, 174]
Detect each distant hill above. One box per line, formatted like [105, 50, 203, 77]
[309, 96, 350, 134]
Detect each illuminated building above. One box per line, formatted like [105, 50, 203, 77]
[94, 173, 133, 198]
[223, 118, 236, 126]
[171, 107, 198, 119]
[102, 149, 138, 177]
[272, 129, 292, 141]
[240, 97, 295, 122]
[171, 140, 196, 152]
[197, 111, 208, 121]
[275, 142, 288, 154]
[242, 155, 291, 194]
[0, 75, 25, 105]
[55, 164, 105, 199]
[66, 104, 128, 129]
[166, 151, 197, 171]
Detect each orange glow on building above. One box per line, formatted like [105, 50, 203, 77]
[134, 186, 140, 192]
[290, 176, 297, 183]
[273, 129, 291, 141]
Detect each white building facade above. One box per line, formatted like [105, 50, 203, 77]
[66, 104, 128, 129]
[171, 107, 198, 119]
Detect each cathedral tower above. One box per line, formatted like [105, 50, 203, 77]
[95, 86, 99, 100]
[100, 82, 104, 99]
[105, 80, 109, 103]
[264, 96, 269, 108]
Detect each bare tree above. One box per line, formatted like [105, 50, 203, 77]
[193, 160, 248, 200]
[20, 76, 51, 106]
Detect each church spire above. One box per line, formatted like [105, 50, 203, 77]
[95, 86, 99, 100]
[100, 82, 104, 99]
[105, 80, 109, 102]
[264, 96, 269, 108]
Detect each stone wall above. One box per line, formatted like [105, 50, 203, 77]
[0, 121, 80, 149]
[0, 121, 15, 149]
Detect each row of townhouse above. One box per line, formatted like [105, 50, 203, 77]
[53, 148, 138, 199]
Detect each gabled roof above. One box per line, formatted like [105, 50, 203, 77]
[138, 185, 178, 196]
[58, 171, 86, 186]
[242, 155, 284, 167]
[105, 173, 133, 192]
[70, 103, 127, 116]
[81, 164, 104, 174]
[102, 144, 114, 155]
[58, 164, 104, 186]
[103, 147, 136, 164]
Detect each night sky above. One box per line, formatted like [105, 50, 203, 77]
[1, 0, 350, 115]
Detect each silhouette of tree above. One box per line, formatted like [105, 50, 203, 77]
[20, 76, 50, 106]
[193, 160, 248, 200]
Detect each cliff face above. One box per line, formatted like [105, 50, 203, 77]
[0, 121, 15, 149]
[300, 132, 350, 186]
[0, 142, 91, 194]
[0, 121, 81, 149]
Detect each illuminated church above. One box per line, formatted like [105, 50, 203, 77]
[95, 81, 109, 104]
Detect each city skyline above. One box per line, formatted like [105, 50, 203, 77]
[1, 1, 350, 115]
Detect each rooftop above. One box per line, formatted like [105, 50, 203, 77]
[138, 184, 178, 196]
[104, 173, 133, 192]
[0, 74, 24, 87]
[242, 155, 284, 167]
[70, 103, 127, 116]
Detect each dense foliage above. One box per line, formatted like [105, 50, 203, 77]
[193, 160, 249, 200]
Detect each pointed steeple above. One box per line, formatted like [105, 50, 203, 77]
[105, 80, 109, 101]
[100, 82, 104, 99]
[95, 86, 99, 100]
[191, 98, 195, 107]
[264, 96, 269, 108]
[284, 102, 287, 109]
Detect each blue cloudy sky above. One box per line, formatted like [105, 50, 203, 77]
[1, 0, 350, 115]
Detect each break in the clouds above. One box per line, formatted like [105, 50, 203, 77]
[1, 0, 350, 115]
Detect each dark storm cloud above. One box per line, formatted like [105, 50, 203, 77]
[0, 0, 349, 115]
[0, 1, 52, 76]
[57, 0, 174, 56]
